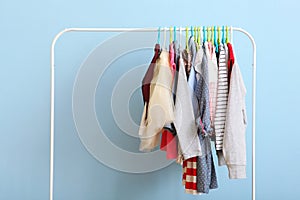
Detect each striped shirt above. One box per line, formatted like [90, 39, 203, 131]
[214, 44, 229, 150]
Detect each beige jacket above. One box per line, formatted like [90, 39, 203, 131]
[139, 51, 175, 151]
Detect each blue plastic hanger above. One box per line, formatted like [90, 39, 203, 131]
[190, 26, 193, 37]
[222, 26, 225, 44]
[214, 25, 218, 52]
[174, 26, 176, 42]
[218, 26, 221, 45]
[157, 27, 161, 44]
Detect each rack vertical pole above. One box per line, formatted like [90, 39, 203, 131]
[234, 28, 257, 200]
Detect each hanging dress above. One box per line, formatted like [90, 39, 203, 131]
[174, 50, 201, 161]
[194, 44, 218, 194]
[181, 36, 201, 195]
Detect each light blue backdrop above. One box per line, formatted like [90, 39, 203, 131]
[1, 0, 299, 199]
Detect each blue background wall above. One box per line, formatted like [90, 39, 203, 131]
[1, 0, 299, 199]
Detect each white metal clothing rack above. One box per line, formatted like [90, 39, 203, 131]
[50, 27, 256, 200]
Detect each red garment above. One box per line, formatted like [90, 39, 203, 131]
[227, 43, 235, 89]
[141, 44, 161, 119]
[182, 157, 198, 194]
[160, 129, 177, 159]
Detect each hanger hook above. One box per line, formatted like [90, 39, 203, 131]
[222, 26, 225, 44]
[218, 26, 221, 45]
[170, 26, 173, 44]
[194, 26, 197, 42]
[197, 26, 200, 44]
[203, 26, 206, 43]
[211, 26, 214, 43]
[207, 27, 211, 43]
[157, 27, 161, 44]
[174, 26, 176, 42]
[186, 26, 189, 50]
[226, 26, 229, 43]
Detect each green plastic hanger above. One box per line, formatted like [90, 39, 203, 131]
[186, 26, 189, 51]
[226, 26, 229, 43]
[207, 27, 211, 43]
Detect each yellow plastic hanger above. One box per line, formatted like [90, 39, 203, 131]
[186, 26, 189, 51]
[218, 26, 221, 45]
[170, 26, 173, 44]
[197, 27, 201, 45]
[207, 27, 211, 43]
[194, 26, 197, 42]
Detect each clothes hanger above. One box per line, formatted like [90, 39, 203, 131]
[190, 26, 193, 38]
[211, 26, 213, 43]
[163, 27, 167, 49]
[157, 26, 161, 45]
[226, 26, 229, 44]
[174, 26, 176, 42]
[207, 27, 210, 43]
[199, 26, 203, 44]
[203, 26, 206, 43]
[222, 26, 225, 44]
[170, 26, 173, 45]
[197, 26, 201, 45]
[207, 26, 211, 43]
[218, 26, 221, 45]
[212, 26, 215, 45]
[212, 26, 215, 44]
[186, 26, 189, 51]
[199, 26, 203, 45]
[214, 26, 218, 52]
[194, 26, 197, 42]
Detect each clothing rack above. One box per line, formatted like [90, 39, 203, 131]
[50, 27, 256, 200]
